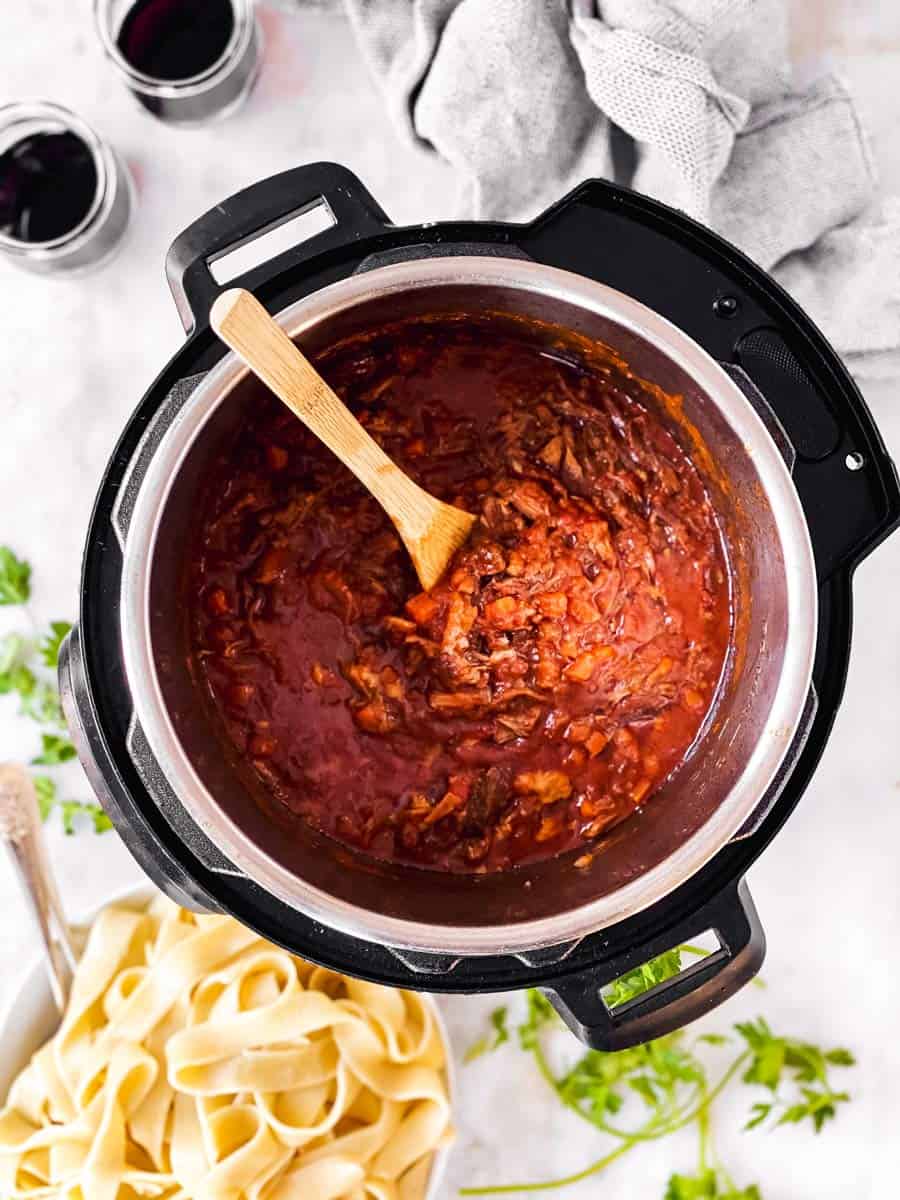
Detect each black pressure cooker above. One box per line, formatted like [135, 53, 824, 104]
[59, 164, 900, 1049]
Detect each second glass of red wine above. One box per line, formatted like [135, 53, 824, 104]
[94, 0, 261, 125]
[0, 101, 133, 275]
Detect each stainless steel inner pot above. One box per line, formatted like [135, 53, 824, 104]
[118, 257, 817, 956]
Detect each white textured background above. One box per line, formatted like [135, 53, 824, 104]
[1, 3, 899, 1196]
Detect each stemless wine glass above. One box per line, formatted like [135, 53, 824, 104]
[0, 101, 133, 277]
[94, 0, 262, 126]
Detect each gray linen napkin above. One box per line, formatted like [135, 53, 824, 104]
[341, 0, 900, 380]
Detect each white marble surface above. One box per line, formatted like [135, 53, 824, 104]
[2, 3, 899, 1197]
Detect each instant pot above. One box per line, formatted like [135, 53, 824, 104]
[60, 163, 900, 1050]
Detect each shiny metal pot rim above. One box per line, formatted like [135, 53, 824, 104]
[118, 256, 817, 956]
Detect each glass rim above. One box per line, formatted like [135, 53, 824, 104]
[0, 100, 115, 257]
[93, 0, 256, 99]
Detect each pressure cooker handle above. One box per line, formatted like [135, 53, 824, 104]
[166, 163, 391, 333]
[546, 878, 764, 1051]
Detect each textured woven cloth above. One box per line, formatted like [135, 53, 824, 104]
[341, 0, 900, 378]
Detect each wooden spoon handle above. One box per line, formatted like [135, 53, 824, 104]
[211, 288, 418, 507]
[210, 288, 475, 590]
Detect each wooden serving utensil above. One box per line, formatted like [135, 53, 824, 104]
[0, 764, 77, 1014]
[210, 288, 476, 591]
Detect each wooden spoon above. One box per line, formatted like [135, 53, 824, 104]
[210, 288, 476, 591]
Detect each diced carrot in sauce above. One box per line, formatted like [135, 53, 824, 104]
[568, 596, 598, 623]
[406, 592, 440, 626]
[266, 444, 289, 470]
[565, 719, 592, 744]
[449, 570, 477, 594]
[535, 658, 561, 689]
[535, 815, 563, 842]
[646, 656, 673, 686]
[483, 595, 535, 629]
[537, 592, 568, 618]
[631, 779, 653, 805]
[585, 731, 609, 757]
[421, 789, 466, 827]
[354, 698, 396, 734]
[565, 646, 613, 682]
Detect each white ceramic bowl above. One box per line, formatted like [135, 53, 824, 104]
[0, 882, 455, 1199]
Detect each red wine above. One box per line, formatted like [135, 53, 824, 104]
[0, 131, 98, 243]
[117, 0, 235, 82]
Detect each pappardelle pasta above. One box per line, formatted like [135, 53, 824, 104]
[0, 896, 452, 1200]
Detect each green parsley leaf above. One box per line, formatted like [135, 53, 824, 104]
[775, 1087, 850, 1134]
[33, 779, 112, 836]
[628, 1075, 660, 1107]
[20, 680, 65, 727]
[31, 733, 77, 766]
[39, 621, 72, 668]
[602, 946, 694, 1009]
[60, 801, 82, 836]
[735, 1018, 785, 1090]
[0, 641, 55, 723]
[32, 775, 57, 821]
[57, 799, 113, 836]
[464, 1035, 490, 1063]
[744, 1101, 772, 1130]
[464, 1006, 510, 1063]
[0, 632, 26, 678]
[665, 1168, 762, 1199]
[0, 547, 31, 605]
[490, 1005, 509, 1047]
[92, 807, 114, 833]
[518, 990, 558, 1050]
[7, 663, 35, 698]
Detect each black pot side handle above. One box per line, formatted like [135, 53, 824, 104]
[165, 162, 391, 334]
[547, 878, 764, 1051]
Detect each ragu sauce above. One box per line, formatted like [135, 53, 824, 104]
[188, 316, 732, 874]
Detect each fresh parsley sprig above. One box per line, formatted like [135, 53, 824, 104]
[31, 774, 113, 834]
[32, 732, 77, 766]
[736, 1017, 853, 1133]
[0, 632, 68, 731]
[460, 947, 854, 1198]
[40, 621, 72, 669]
[0, 547, 31, 605]
[0, 549, 109, 835]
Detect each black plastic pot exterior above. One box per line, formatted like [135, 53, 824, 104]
[60, 164, 900, 1050]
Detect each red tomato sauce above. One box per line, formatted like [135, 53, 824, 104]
[188, 316, 731, 873]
